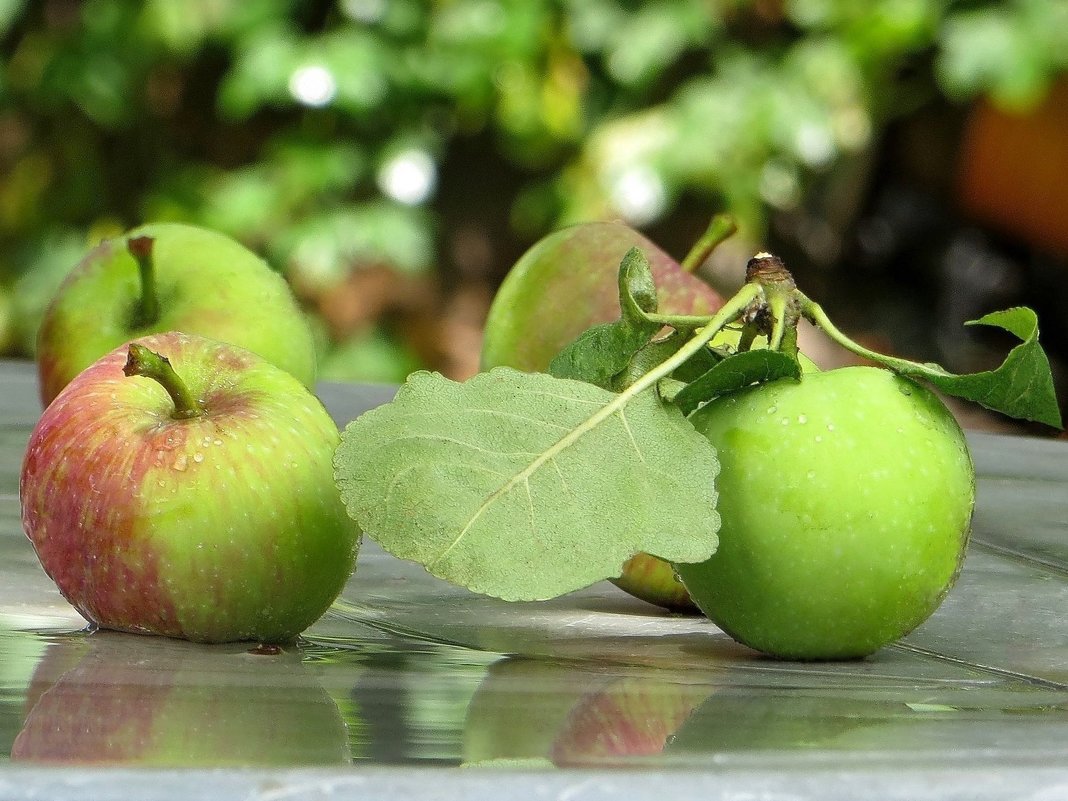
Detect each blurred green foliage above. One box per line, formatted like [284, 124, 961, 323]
[0, 0, 1065, 380]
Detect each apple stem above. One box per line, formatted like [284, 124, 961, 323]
[127, 235, 160, 327]
[123, 344, 204, 419]
[680, 214, 737, 274]
[799, 294, 921, 373]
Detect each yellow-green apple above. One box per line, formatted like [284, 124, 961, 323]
[19, 331, 360, 644]
[11, 632, 350, 766]
[676, 366, 975, 660]
[482, 220, 726, 611]
[36, 222, 317, 405]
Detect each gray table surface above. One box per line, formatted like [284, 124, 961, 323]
[2, 359, 1068, 800]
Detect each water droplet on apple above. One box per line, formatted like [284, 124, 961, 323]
[193, 452, 204, 463]
[797, 414, 807, 424]
[767, 405, 778, 414]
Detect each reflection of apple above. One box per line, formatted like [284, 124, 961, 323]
[462, 657, 712, 767]
[11, 631, 350, 766]
[549, 675, 712, 767]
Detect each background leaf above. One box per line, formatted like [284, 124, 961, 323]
[334, 367, 720, 601]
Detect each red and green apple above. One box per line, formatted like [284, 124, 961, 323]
[20, 331, 360, 644]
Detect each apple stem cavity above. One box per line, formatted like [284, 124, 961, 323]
[127, 235, 161, 327]
[123, 344, 204, 419]
[680, 215, 737, 274]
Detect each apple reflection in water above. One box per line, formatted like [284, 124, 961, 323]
[11, 631, 350, 767]
[462, 657, 714, 768]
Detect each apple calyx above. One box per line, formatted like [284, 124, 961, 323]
[122, 343, 203, 419]
[127, 235, 161, 327]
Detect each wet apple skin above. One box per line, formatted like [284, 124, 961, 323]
[677, 366, 976, 660]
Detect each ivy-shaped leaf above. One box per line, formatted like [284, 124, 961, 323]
[673, 350, 803, 415]
[334, 368, 720, 601]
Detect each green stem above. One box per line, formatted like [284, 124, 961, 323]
[766, 291, 789, 351]
[799, 293, 928, 374]
[736, 324, 759, 353]
[122, 344, 203, 419]
[127, 236, 160, 327]
[680, 215, 737, 273]
[623, 282, 764, 397]
[643, 312, 716, 327]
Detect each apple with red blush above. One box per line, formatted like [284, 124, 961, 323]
[19, 331, 359, 644]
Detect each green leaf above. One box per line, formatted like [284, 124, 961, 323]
[805, 301, 1062, 428]
[548, 247, 660, 389]
[673, 350, 803, 416]
[887, 308, 1061, 428]
[334, 368, 720, 601]
[617, 246, 659, 320]
[547, 319, 656, 389]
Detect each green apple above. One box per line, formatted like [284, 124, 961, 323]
[676, 366, 975, 660]
[20, 331, 359, 644]
[36, 222, 317, 405]
[11, 632, 350, 766]
[482, 220, 725, 611]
